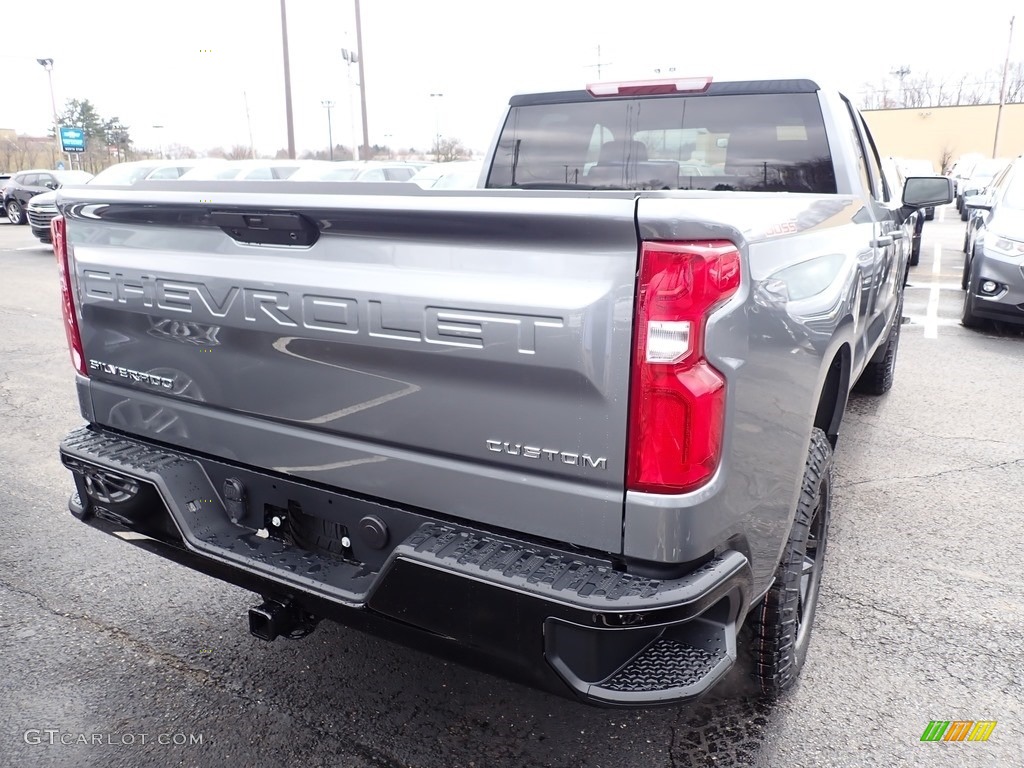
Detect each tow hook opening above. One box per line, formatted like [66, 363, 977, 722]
[248, 597, 320, 642]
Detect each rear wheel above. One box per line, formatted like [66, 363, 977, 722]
[961, 262, 983, 329]
[747, 428, 833, 697]
[854, 295, 902, 395]
[960, 205, 969, 222]
[909, 236, 921, 266]
[6, 199, 26, 225]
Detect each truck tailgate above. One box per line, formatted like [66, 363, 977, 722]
[63, 186, 640, 552]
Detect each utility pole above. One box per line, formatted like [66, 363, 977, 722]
[993, 16, 1015, 159]
[280, 0, 296, 158]
[322, 100, 335, 160]
[585, 45, 613, 80]
[342, 48, 359, 159]
[890, 66, 910, 107]
[243, 91, 256, 158]
[152, 125, 164, 159]
[354, 0, 370, 160]
[430, 93, 443, 161]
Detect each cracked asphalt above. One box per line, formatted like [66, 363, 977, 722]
[1, 208, 1022, 767]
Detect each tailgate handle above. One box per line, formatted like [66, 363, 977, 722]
[210, 211, 319, 247]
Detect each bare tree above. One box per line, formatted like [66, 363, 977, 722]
[226, 144, 253, 160]
[939, 145, 955, 175]
[165, 143, 197, 159]
[1005, 62, 1024, 103]
[858, 64, 1021, 109]
[206, 146, 228, 159]
[431, 136, 469, 162]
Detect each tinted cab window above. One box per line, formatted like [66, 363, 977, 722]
[488, 92, 836, 193]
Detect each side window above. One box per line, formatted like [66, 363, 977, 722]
[1002, 165, 1023, 208]
[856, 114, 886, 201]
[384, 167, 413, 181]
[840, 101, 878, 200]
[988, 165, 1011, 196]
[359, 168, 386, 182]
[245, 167, 274, 180]
[991, 165, 1015, 205]
[19, 174, 37, 186]
[585, 124, 614, 168]
[147, 167, 182, 180]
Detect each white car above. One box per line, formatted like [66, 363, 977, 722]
[409, 161, 484, 189]
[287, 161, 422, 183]
[178, 159, 335, 181]
[27, 159, 218, 243]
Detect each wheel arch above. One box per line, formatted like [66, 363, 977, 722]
[813, 343, 851, 448]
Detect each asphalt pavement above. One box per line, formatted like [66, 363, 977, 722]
[0, 208, 1021, 768]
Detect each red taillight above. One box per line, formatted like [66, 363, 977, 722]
[627, 241, 741, 494]
[52, 215, 87, 376]
[587, 77, 712, 97]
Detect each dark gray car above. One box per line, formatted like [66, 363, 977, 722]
[961, 156, 1024, 328]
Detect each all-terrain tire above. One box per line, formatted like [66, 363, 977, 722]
[854, 295, 903, 395]
[961, 262, 983, 329]
[747, 427, 833, 697]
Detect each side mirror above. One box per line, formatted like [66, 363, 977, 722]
[903, 176, 953, 208]
[45, 181, 59, 190]
[964, 194, 992, 212]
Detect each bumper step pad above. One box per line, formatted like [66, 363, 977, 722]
[602, 638, 725, 692]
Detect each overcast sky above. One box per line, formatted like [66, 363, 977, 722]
[3, 0, 1020, 157]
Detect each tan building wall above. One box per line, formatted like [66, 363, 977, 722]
[862, 103, 1024, 172]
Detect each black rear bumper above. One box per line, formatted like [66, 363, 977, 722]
[60, 425, 753, 707]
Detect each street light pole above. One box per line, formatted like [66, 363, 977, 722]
[342, 48, 359, 159]
[280, 0, 296, 159]
[992, 16, 1015, 159]
[37, 58, 60, 164]
[354, 0, 370, 160]
[430, 93, 443, 161]
[322, 101, 335, 160]
[152, 125, 164, 159]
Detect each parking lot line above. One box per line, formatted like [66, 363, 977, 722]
[923, 244, 943, 339]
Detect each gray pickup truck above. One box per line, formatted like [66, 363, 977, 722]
[54, 78, 950, 707]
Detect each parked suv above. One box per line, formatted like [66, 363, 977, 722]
[958, 159, 1010, 221]
[5, 169, 93, 224]
[961, 156, 1024, 329]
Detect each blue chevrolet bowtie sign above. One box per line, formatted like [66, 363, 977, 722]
[59, 126, 85, 153]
